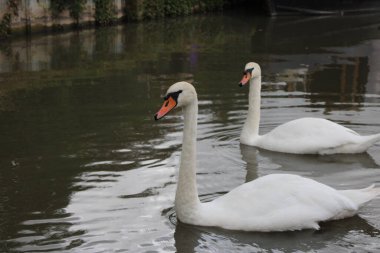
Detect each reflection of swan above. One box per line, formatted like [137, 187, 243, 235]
[240, 144, 380, 182]
[154, 82, 380, 232]
[239, 144, 260, 182]
[238, 62, 380, 155]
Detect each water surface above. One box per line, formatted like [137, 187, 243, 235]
[0, 11, 380, 252]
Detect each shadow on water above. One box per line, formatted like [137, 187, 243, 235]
[252, 14, 380, 54]
[174, 216, 379, 253]
[251, 13, 380, 113]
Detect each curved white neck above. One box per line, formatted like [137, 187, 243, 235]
[241, 76, 261, 141]
[175, 98, 201, 222]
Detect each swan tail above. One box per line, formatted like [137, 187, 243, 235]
[351, 133, 380, 153]
[363, 133, 380, 146]
[339, 184, 380, 208]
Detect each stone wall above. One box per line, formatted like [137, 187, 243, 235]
[0, 0, 247, 37]
[0, 0, 126, 35]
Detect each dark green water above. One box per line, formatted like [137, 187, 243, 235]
[0, 11, 380, 252]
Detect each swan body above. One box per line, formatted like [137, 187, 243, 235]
[239, 62, 380, 155]
[154, 81, 380, 232]
[247, 117, 380, 155]
[199, 174, 378, 231]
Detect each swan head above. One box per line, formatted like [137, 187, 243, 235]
[238, 62, 261, 87]
[154, 81, 196, 120]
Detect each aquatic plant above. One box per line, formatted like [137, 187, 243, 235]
[7, 0, 20, 15]
[0, 13, 11, 38]
[69, 0, 86, 24]
[143, 0, 165, 19]
[50, 0, 86, 25]
[0, 0, 20, 38]
[129, 0, 239, 20]
[94, 0, 116, 26]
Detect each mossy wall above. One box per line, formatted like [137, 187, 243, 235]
[0, 0, 248, 39]
[0, 0, 125, 38]
[126, 0, 246, 20]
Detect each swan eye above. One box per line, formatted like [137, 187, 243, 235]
[245, 68, 254, 74]
[169, 90, 183, 101]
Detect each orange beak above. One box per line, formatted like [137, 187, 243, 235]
[154, 96, 177, 120]
[238, 72, 251, 87]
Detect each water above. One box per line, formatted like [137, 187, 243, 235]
[0, 11, 380, 252]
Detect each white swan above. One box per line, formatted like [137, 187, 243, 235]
[238, 62, 380, 155]
[154, 81, 380, 232]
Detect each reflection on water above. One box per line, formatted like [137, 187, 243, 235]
[241, 144, 380, 182]
[0, 11, 380, 252]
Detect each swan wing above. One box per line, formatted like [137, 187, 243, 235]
[202, 174, 356, 231]
[257, 118, 362, 154]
